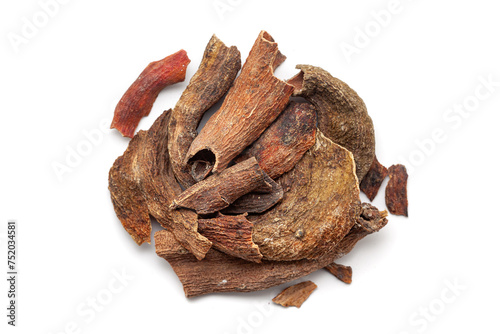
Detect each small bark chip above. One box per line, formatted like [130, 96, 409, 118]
[324, 263, 352, 284]
[360, 156, 388, 201]
[385, 164, 408, 216]
[251, 130, 360, 261]
[198, 213, 263, 263]
[168, 36, 241, 188]
[272, 281, 317, 308]
[288, 65, 375, 181]
[186, 31, 294, 179]
[111, 50, 190, 138]
[236, 101, 317, 179]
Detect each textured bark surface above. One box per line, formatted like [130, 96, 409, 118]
[250, 131, 360, 261]
[170, 157, 272, 215]
[221, 176, 283, 214]
[324, 263, 352, 284]
[168, 36, 241, 188]
[154, 202, 387, 297]
[111, 50, 190, 138]
[198, 214, 262, 263]
[360, 156, 388, 201]
[385, 164, 409, 216]
[109, 110, 212, 260]
[288, 65, 375, 181]
[272, 281, 317, 308]
[186, 31, 294, 178]
[236, 101, 317, 179]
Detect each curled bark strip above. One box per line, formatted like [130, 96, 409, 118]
[236, 101, 317, 179]
[154, 203, 387, 297]
[108, 110, 211, 260]
[331, 203, 388, 260]
[324, 263, 352, 284]
[385, 164, 408, 216]
[168, 36, 241, 188]
[272, 281, 317, 308]
[111, 50, 190, 138]
[109, 132, 151, 245]
[170, 157, 270, 215]
[360, 156, 388, 201]
[222, 176, 283, 214]
[198, 213, 263, 263]
[288, 65, 375, 181]
[251, 131, 360, 261]
[186, 31, 294, 178]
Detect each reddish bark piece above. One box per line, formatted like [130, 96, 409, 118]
[170, 157, 271, 215]
[154, 202, 387, 297]
[168, 36, 241, 188]
[222, 176, 283, 214]
[385, 164, 408, 216]
[109, 110, 211, 260]
[360, 156, 388, 201]
[272, 281, 317, 308]
[111, 50, 190, 138]
[186, 31, 294, 179]
[236, 101, 317, 179]
[288, 65, 375, 181]
[250, 131, 360, 261]
[198, 214, 263, 263]
[324, 263, 352, 284]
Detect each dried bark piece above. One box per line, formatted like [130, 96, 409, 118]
[186, 31, 294, 179]
[221, 176, 283, 214]
[170, 157, 271, 215]
[272, 281, 317, 308]
[385, 164, 408, 216]
[154, 202, 387, 297]
[332, 203, 388, 260]
[324, 263, 352, 284]
[288, 65, 375, 181]
[168, 36, 241, 188]
[250, 130, 360, 261]
[360, 156, 388, 201]
[109, 110, 212, 260]
[236, 101, 317, 179]
[111, 50, 190, 138]
[198, 213, 262, 263]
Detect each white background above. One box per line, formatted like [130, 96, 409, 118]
[1, 0, 499, 333]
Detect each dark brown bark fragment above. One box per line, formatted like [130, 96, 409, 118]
[288, 65, 375, 182]
[236, 101, 317, 179]
[272, 281, 317, 308]
[186, 31, 294, 178]
[360, 156, 388, 201]
[198, 214, 262, 263]
[324, 263, 352, 284]
[111, 50, 190, 138]
[108, 110, 212, 260]
[170, 157, 271, 215]
[154, 202, 387, 297]
[221, 176, 283, 214]
[385, 164, 408, 216]
[250, 131, 360, 261]
[168, 36, 241, 188]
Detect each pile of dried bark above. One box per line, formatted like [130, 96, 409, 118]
[108, 31, 408, 305]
